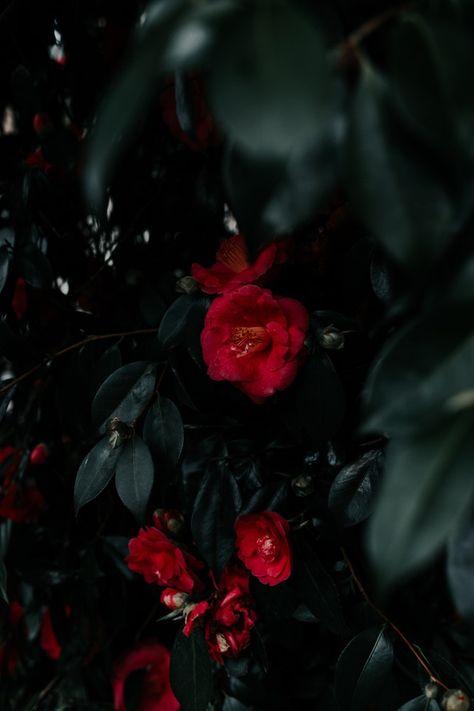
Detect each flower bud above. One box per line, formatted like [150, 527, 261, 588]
[442, 690, 470, 711]
[106, 417, 132, 448]
[176, 276, 198, 294]
[153, 509, 184, 535]
[291, 474, 314, 497]
[317, 325, 345, 350]
[33, 112, 53, 136]
[160, 589, 188, 610]
[424, 682, 439, 699]
[30, 443, 49, 466]
[215, 632, 230, 654]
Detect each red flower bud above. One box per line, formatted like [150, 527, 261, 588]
[161, 588, 188, 610]
[30, 443, 49, 466]
[33, 112, 53, 136]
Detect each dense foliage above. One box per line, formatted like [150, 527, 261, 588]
[1, 0, 474, 709]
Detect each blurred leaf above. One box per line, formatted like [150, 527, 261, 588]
[115, 437, 154, 523]
[0, 247, 9, 294]
[364, 303, 474, 436]
[398, 698, 439, 710]
[368, 409, 474, 586]
[328, 449, 384, 527]
[170, 627, 214, 711]
[335, 627, 393, 711]
[346, 63, 455, 269]
[447, 519, 474, 626]
[92, 361, 157, 433]
[208, 1, 331, 155]
[191, 461, 241, 574]
[0, 561, 8, 603]
[241, 481, 289, 516]
[74, 437, 121, 513]
[17, 244, 52, 288]
[143, 395, 184, 474]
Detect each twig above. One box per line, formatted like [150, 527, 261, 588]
[341, 548, 449, 691]
[0, 327, 158, 398]
[343, 3, 411, 50]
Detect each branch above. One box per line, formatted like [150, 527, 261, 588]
[0, 327, 158, 398]
[341, 548, 449, 691]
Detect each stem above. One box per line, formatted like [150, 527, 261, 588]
[341, 548, 449, 691]
[0, 327, 158, 398]
[344, 3, 411, 49]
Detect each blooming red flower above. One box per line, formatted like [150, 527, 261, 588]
[113, 642, 180, 711]
[235, 512, 292, 586]
[127, 527, 204, 594]
[201, 285, 309, 403]
[182, 565, 256, 664]
[39, 608, 62, 660]
[191, 234, 289, 295]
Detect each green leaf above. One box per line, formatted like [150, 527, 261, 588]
[18, 244, 52, 288]
[91, 361, 157, 433]
[208, 1, 331, 156]
[328, 449, 384, 527]
[447, 520, 474, 626]
[364, 303, 474, 437]
[74, 437, 122, 513]
[398, 698, 439, 711]
[115, 437, 154, 523]
[170, 627, 214, 711]
[346, 63, 455, 269]
[157, 295, 196, 350]
[368, 409, 474, 586]
[191, 462, 241, 574]
[293, 529, 348, 636]
[0, 561, 8, 603]
[0, 246, 9, 294]
[335, 627, 393, 711]
[143, 395, 184, 474]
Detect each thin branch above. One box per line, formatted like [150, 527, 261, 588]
[341, 548, 449, 691]
[344, 3, 411, 49]
[0, 327, 158, 398]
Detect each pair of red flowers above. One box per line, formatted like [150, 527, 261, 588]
[0, 445, 47, 523]
[126, 511, 292, 664]
[191, 234, 309, 403]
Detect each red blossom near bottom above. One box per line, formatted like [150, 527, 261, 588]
[183, 565, 257, 664]
[113, 642, 180, 711]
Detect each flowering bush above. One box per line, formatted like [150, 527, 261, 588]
[1, 1, 474, 710]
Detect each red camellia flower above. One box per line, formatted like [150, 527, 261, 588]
[183, 565, 256, 664]
[113, 642, 180, 711]
[235, 512, 292, 586]
[201, 285, 309, 403]
[127, 527, 204, 594]
[191, 234, 289, 295]
[0, 446, 45, 523]
[11, 277, 27, 320]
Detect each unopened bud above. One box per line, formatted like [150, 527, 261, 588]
[33, 112, 53, 136]
[318, 326, 345, 350]
[442, 689, 470, 711]
[161, 589, 188, 610]
[153, 509, 184, 535]
[216, 632, 230, 654]
[176, 276, 198, 294]
[425, 683, 439, 699]
[106, 417, 133, 448]
[30, 443, 49, 466]
[291, 474, 314, 497]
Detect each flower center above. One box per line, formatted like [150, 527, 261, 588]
[217, 236, 249, 273]
[256, 535, 276, 562]
[230, 326, 270, 358]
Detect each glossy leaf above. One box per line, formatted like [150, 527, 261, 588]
[170, 627, 214, 711]
[329, 449, 384, 527]
[91, 361, 157, 432]
[74, 437, 121, 513]
[115, 437, 154, 523]
[143, 395, 184, 473]
[0, 246, 9, 294]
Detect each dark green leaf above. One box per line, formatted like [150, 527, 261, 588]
[170, 627, 214, 711]
[346, 63, 455, 269]
[143, 395, 184, 473]
[293, 529, 347, 636]
[208, 1, 331, 155]
[364, 304, 474, 436]
[158, 295, 196, 350]
[74, 437, 121, 513]
[0, 561, 8, 603]
[191, 462, 242, 574]
[241, 481, 289, 516]
[94, 344, 122, 390]
[0, 247, 9, 294]
[17, 244, 52, 288]
[335, 627, 393, 711]
[447, 520, 474, 626]
[91, 361, 157, 432]
[328, 449, 384, 527]
[102, 536, 136, 580]
[115, 437, 154, 523]
[368, 410, 474, 586]
[398, 696, 438, 710]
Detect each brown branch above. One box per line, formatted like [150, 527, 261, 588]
[0, 327, 158, 398]
[341, 548, 449, 691]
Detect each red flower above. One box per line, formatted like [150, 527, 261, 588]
[201, 285, 309, 403]
[39, 608, 62, 660]
[127, 527, 204, 594]
[160, 589, 188, 611]
[30, 443, 49, 466]
[160, 76, 219, 152]
[183, 565, 256, 664]
[11, 278, 27, 320]
[191, 234, 289, 295]
[0, 446, 45, 523]
[235, 512, 292, 586]
[113, 642, 180, 711]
